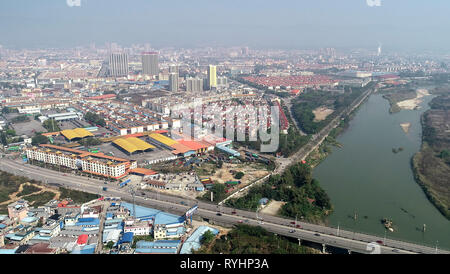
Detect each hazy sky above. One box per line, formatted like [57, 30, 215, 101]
[1, 0, 450, 52]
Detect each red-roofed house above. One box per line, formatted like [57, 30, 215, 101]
[77, 234, 88, 245]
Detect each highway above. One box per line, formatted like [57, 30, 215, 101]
[1, 157, 448, 254]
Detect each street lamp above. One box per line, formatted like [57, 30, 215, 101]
[435, 240, 439, 254]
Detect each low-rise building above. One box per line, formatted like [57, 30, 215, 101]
[8, 200, 29, 222]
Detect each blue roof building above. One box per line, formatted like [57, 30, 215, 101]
[180, 226, 219, 254]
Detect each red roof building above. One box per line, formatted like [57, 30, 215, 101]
[77, 234, 88, 245]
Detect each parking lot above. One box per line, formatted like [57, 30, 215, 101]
[4, 113, 46, 136]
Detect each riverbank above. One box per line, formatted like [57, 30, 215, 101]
[382, 88, 419, 114]
[410, 94, 450, 220]
[306, 95, 367, 168]
[397, 89, 430, 110]
[313, 93, 450, 249]
[412, 143, 450, 220]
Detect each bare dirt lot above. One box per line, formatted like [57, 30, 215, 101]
[209, 163, 269, 188]
[312, 106, 334, 122]
[259, 200, 286, 216]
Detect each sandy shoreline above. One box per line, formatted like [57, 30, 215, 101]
[396, 89, 430, 110]
[400, 122, 411, 134]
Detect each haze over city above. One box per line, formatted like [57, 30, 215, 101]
[1, 0, 450, 52]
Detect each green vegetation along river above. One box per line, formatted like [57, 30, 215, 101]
[313, 93, 450, 250]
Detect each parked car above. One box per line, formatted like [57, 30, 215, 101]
[314, 233, 321, 236]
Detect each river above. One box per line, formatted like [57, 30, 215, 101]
[313, 93, 450, 250]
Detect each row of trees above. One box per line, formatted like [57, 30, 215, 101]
[42, 119, 61, 132]
[226, 162, 332, 221]
[195, 224, 312, 254]
[292, 87, 366, 135]
[85, 112, 106, 127]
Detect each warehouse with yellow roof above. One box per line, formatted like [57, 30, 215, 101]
[60, 128, 94, 141]
[112, 137, 156, 155]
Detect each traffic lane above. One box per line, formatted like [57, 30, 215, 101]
[1, 159, 443, 254]
[0, 161, 423, 252]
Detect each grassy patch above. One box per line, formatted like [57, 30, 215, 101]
[0, 171, 37, 203]
[59, 187, 99, 204]
[25, 191, 56, 207]
[18, 184, 42, 197]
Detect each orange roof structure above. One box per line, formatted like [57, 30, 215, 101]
[177, 140, 209, 151]
[130, 168, 158, 176]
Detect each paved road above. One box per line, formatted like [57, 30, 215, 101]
[282, 96, 307, 136]
[1, 157, 447, 254]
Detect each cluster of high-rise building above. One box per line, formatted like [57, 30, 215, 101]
[104, 50, 221, 92]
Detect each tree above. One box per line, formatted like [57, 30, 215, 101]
[42, 119, 61, 132]
[106, 241, 114, 249]
[80, 137, 102, 147]
[200, 230, 215, 245]
[85, 112, 106, 127]
[439, 150, 450, 159]
[0, 131, 7, 146]
[234, 172, 244, 179]
[217, 160, 223, 168]
[5, 129, 16, 136]
[32, 134, 49, 145]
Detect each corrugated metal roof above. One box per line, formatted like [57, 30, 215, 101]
[60, 128, 94, 140]
[148, 133, 178, 146]
[113, 137, 155, 153]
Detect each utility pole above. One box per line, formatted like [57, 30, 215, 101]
[129, 186, 136, 218]
[337, 222, 340, 236]
[435, 241, 438, 254]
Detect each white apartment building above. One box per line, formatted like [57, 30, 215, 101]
[25, 145, 134, 179]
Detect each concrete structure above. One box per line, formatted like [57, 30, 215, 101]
[169, 72, 179, 92]
[186, 77, 203, 92]
[25, 144, 137, 179]
[47, 112, 83, 122]
[123, 218, 152, 236]
[109, 53, 129, 77]
[207, 65, 217, 90]
[7, 200, 29, 221]
[142, 52, 159, 76]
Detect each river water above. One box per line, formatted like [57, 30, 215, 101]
[313, 93, 450, 250]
